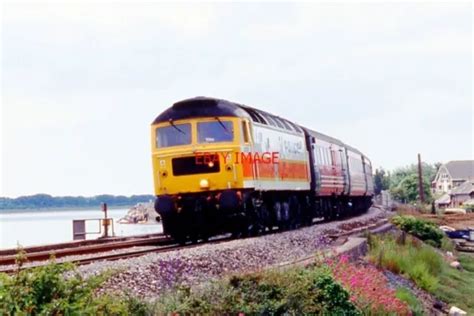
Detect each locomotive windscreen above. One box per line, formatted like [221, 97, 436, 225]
[172, 156, 220, 176]
[156, 123, 191, 148]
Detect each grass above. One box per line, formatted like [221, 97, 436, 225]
[435, 254, 474, 313]
[368, 233, 474, 314]
[395, 287, 424, 316]
[368, 234, 442, 292]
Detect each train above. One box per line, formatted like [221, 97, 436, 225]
[151, 97, 374, 242]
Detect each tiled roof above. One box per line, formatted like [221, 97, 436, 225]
[435, 193, 451, 204]
[451, 181, 474, 195]
[445, 160, 474, 180]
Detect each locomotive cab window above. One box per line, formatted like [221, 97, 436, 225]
[156, 123, 191, 148]
[198, 120, 234, 143]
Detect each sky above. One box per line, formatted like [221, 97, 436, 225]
[1, 2, 472, 198]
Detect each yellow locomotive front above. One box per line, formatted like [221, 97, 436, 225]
[151, 98, 253, 241]
[151, 116, 248, 195]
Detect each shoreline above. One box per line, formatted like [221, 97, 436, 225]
[0, 205, 135, 215]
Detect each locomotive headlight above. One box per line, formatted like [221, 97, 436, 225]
[199, 179, 209, 189]
[208, 161, 214, 168]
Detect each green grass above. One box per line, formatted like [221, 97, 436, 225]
[369, 234, 474, 314]
[395, 288, 424, 316]
[435, 254, 474, 314]
[369, 234, 442, 292]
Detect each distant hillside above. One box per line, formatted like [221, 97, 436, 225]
[0, 194, 155, 210]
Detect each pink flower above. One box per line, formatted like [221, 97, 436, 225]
[327, 256, 411, 315]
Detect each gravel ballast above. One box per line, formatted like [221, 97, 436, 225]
[79, 206, 387, 298]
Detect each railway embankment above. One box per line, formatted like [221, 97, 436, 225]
[3, 205, 473, 315]
[81, 206, 389, 297]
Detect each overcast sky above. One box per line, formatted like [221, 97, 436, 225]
[1, 3, 472, 198]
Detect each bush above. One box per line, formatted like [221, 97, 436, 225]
[152, 267, 361, 315]
[0, 255, 148, 316]
[392, 215, 444, 247]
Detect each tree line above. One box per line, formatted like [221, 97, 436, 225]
[0, 194, 155, 210]
[373, 162, 442, 204]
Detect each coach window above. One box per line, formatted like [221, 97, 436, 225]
[317, 147, 324, 165]
[197, 121, 234, 143]
[322, 148, 328, 165]
[326, 149, 333, 165]
[156, 123, 191, 148]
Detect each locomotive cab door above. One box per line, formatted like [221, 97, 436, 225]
[241, 119, 257, 182]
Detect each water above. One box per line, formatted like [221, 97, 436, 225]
[0, 208, 163, 250]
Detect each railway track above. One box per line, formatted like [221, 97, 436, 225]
[0, 234, 171, 268]
[0, 232, 164, 257]
[0, 209, 390, 275]
[0, 235, 236, 274]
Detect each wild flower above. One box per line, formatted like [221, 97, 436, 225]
[328, 255, 411, 315]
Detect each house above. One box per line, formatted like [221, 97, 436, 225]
[450, 180, 474, 207]
[434, 193, 450, 209]
[431, 160, 474, 195]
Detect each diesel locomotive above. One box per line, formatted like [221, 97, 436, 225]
[151, 97, 374, 242]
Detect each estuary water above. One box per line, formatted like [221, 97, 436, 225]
[0, 208, 163, 250]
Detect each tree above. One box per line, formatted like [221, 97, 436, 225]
[373, 168, 390, 195]
[390, 173, 432, 203]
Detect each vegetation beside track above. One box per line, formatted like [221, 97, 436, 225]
[5, 214, 472, 315]
[0, 252, 147, 315]
[368, 231, 474, 314]
[1, 249, 413, 315]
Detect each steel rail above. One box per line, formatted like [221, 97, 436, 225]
[0, 233, 165, 257]
[0, 235, 170, 265]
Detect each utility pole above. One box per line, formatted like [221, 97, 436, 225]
[417, 153, 425, 203]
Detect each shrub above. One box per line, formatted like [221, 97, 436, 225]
[0, 257, 148, 315]
[152, 267, 361, 315]
[392, 215, 444, 247]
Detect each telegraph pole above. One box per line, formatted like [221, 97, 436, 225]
[417, 153, 425, 203]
